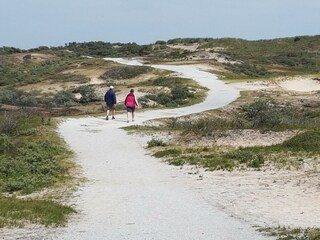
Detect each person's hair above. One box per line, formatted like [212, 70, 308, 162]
[130, 89, 134, 93]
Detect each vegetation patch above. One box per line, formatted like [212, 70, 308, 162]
[143, 97, 320, 170]
[0, 197, 75, 227]
[147, 138, 167, 148]
[100, 65, 152, 80]
[259, 226, 320, 240]
[153, 149, 182, 158]
[0, 110, 75, 227]
[138, 77, 206, 108]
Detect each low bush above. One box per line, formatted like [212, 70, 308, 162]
[225, 63, 269, 77]
[143, 86, 195, 108]
[100, 65, 152, 80]
[78, 85, 99, 103]
[238, 99, 282, 128]
[52, 90, 77, 107]
[0, 113, 18, 134]
[153, 149, 181, 158]
[0, 89, 39, 107]
[147, 138, 167, 148]
[224, 149, 264, 168]
[0, 141, 69, 193]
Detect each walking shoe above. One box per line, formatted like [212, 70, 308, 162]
[106, 116, 109, 120]
[112, 116, 115, 120]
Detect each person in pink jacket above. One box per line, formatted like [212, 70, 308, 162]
[124, 89, 139, 123]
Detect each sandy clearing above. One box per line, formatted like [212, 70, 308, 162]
[228, 81, 277, 91]
[229, 77, 320, 93]
[178, 167, 320, 229]
[183, 129, 300, 148]
[278, 78, 320, 92]
[167, 44, 200, 51]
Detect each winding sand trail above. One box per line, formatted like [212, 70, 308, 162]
[15, 59, 271, 239]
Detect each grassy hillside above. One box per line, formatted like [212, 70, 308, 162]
[2, 35, 319, 79]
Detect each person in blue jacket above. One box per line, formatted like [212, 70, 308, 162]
[104, 86, 117, 120]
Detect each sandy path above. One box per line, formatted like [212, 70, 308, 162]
[0, 59, 271, 239]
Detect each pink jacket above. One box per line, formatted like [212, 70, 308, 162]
[125, 93, 138, 107]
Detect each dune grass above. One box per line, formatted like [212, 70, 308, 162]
[0, 197, 75, 228]
[143, 97, 320, 170]
[0, 110, 76, 227]
[259, 226, 320, 240]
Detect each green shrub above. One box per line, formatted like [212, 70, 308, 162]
[0, 134, 12, 153]
[225, 63, 269, 77]
[0, 89, 39, 106]
[0, 141, 68, 193]
[147, 138, 167, 148]
[167, 158, 185, 166]
[239, 99, 282, 128]
[0, 113, 17, 134]
[100, 66, 151, 80]
[153, 149, 182, 158]
[52, 90, 77, 107]
[143, 85, 195, 108]
[78, 85, 98, 103]
[280, 130, 320, 153]
[224, 148, 264, 168]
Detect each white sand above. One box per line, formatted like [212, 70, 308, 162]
[278, 78, 320, 92]
[229, 78, 320, 93]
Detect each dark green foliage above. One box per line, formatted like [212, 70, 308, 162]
[153, 149, 181, 158]
[0, 47, 23, 55]
[225, 63, 269, 77]
[0, 89, 39, 106]
[0, 134, 12, 153]
[147, 138, 167, 148]
[101, 65, 152, 80]
[0, 113, 18, 135]
[63, 41, 146, 57]
[239, 99, 282, 128]
[155, 40, 167, 45]
[141, 77, 197, 108]
[167, 38, 213, 44]
[78, 85, 99, 103]
[165, 50, 190, 59]
[167, 158, 186, 166]
[52, 90, 77, 107]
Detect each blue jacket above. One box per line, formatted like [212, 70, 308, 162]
[104, 89, 117, 106]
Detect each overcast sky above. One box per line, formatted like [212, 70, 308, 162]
[1, 0, 319, 49]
